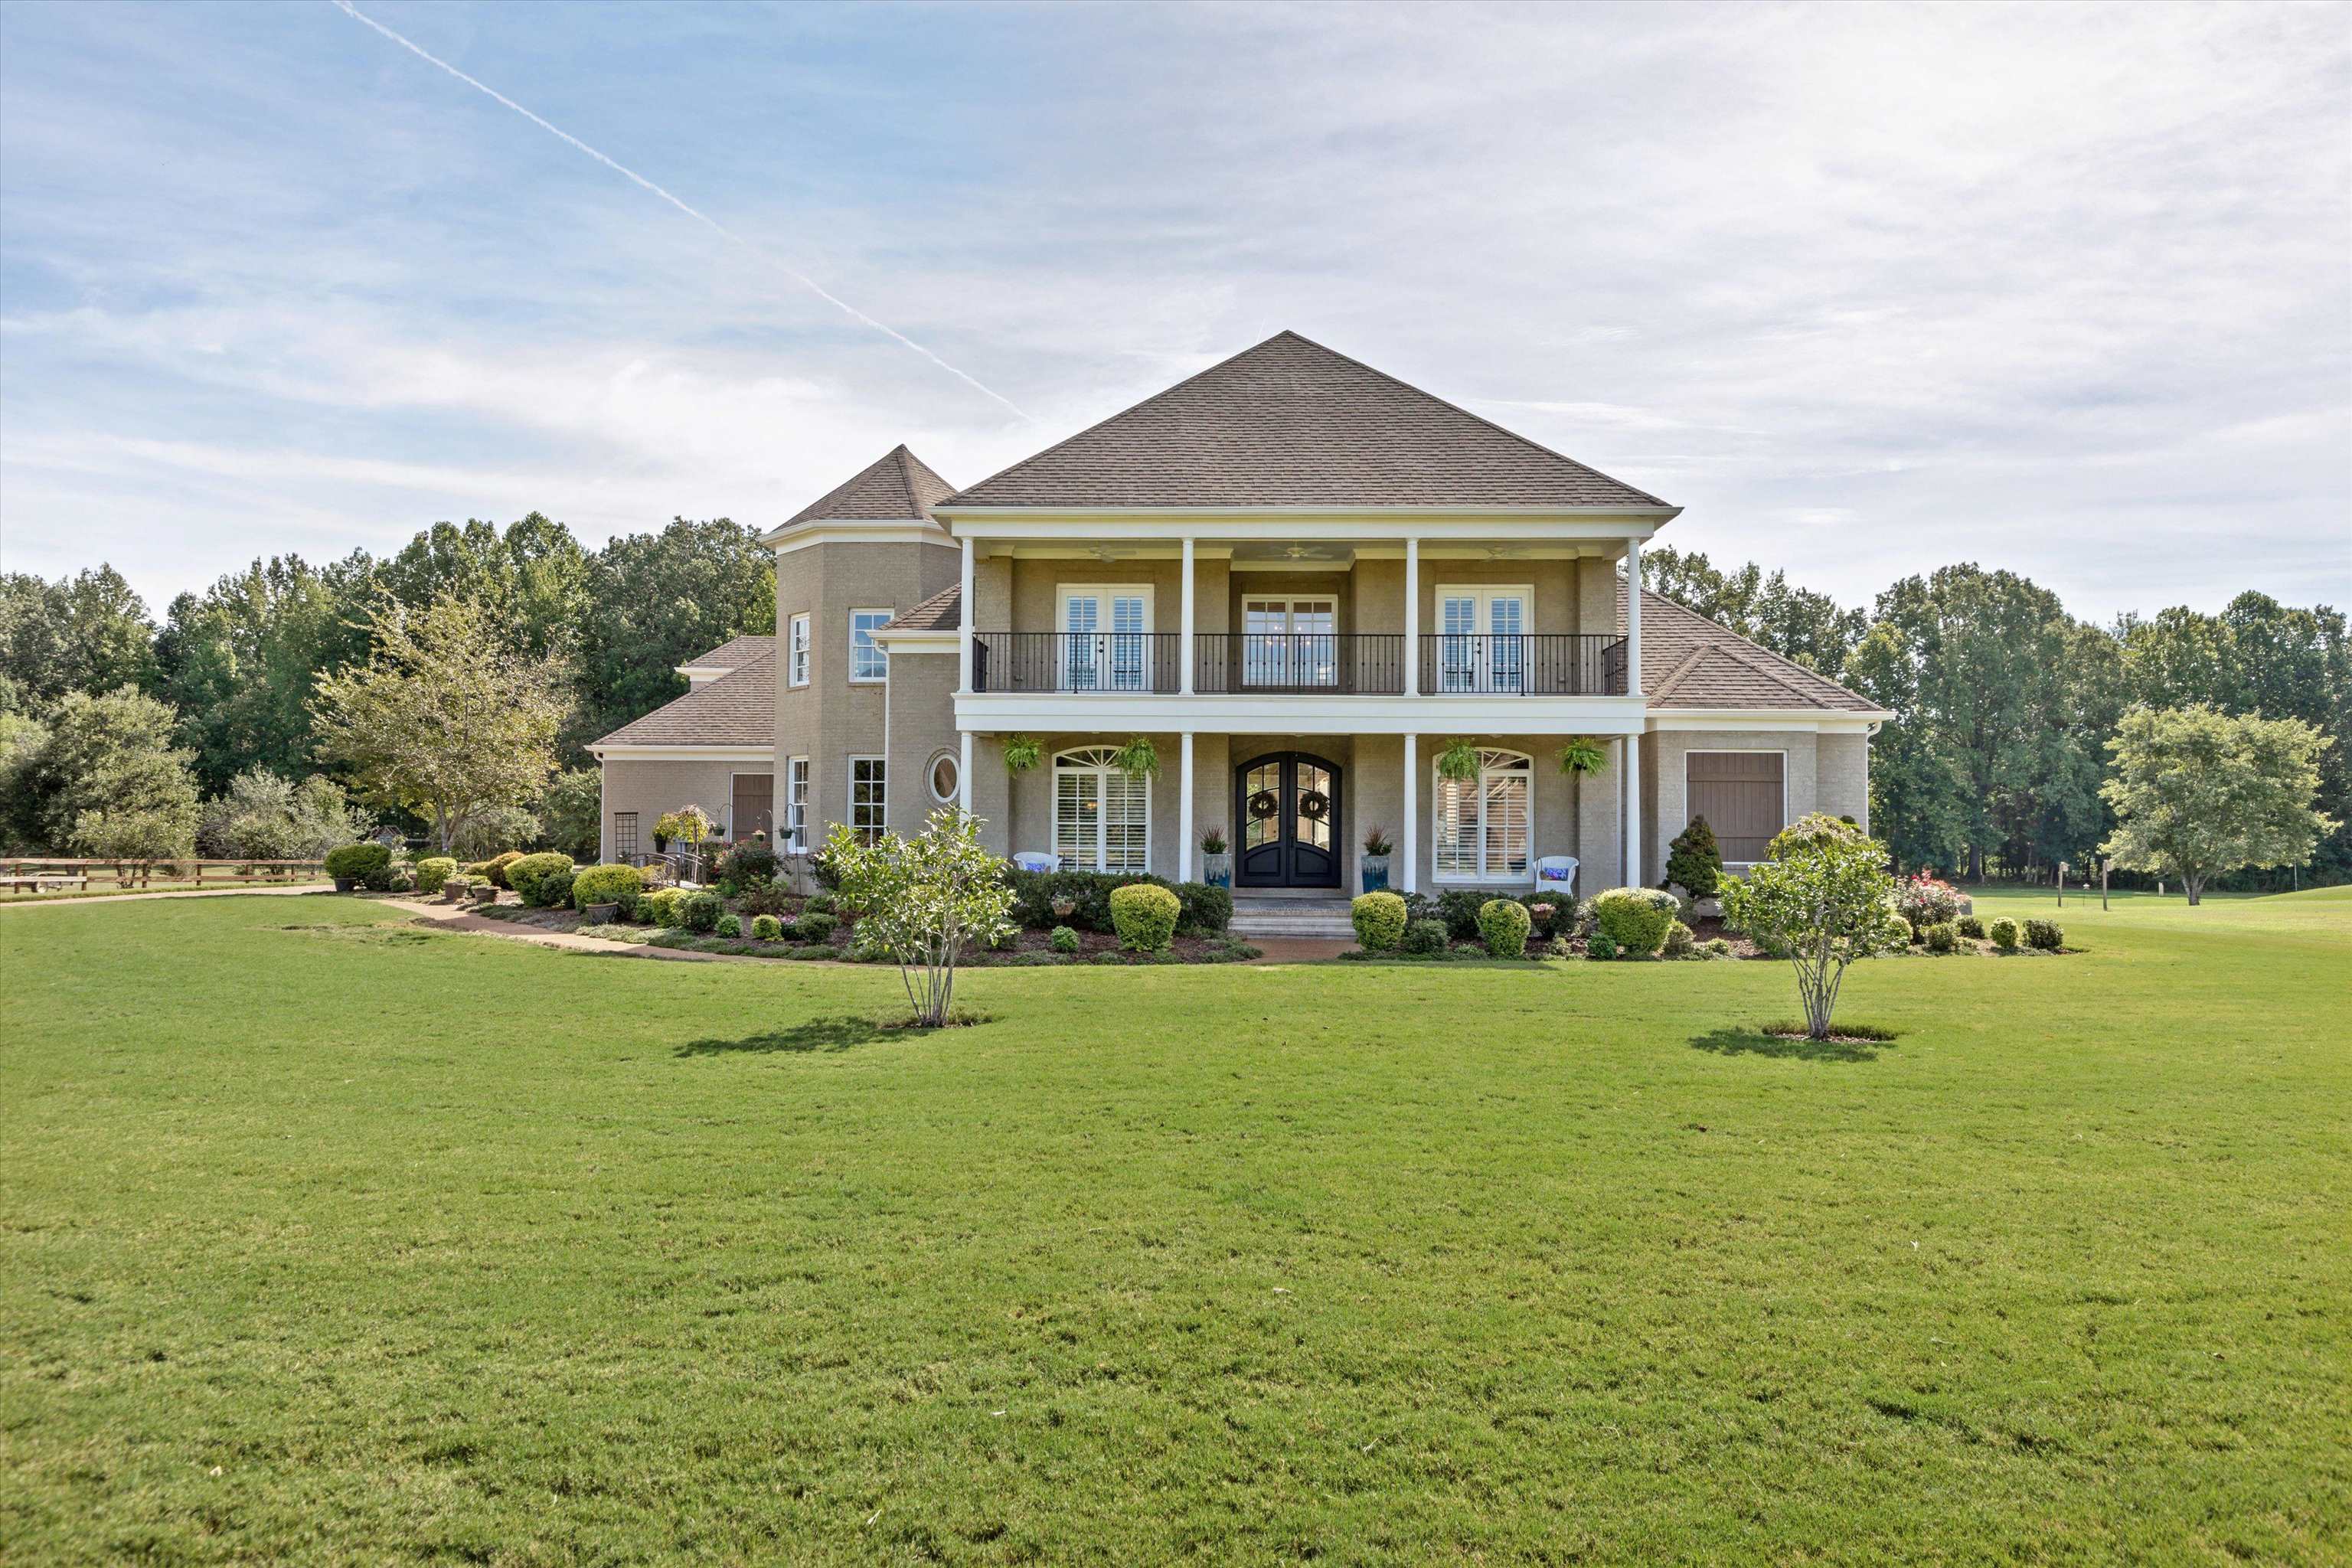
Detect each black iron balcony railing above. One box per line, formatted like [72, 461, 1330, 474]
[969, 632, 1629, 696]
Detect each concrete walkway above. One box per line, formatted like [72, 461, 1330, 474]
[0, 883, 332, 910]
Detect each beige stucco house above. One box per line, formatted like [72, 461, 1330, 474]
[589, 332, 1886, 922]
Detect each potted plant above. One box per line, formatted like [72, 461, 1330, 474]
[1003, 733, 1044, 774]
[442, 874, 473, 905]
[1110, 736, 1159, 779]
[1435, 739, 1481, 783]
[1361, 825, 1393, 892]
[1557, 737, 1609, 778]
[1050, 893, 1077, 920]
[1200, 827, 1232, 888]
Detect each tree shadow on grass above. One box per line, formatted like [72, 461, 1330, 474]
[1688, 1026, 1890, 1064]
[673, 1014, 894, 1057]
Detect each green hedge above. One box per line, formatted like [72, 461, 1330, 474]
[795, 911, 838, 945]
[570, 863, 644, 913]
[1478, 899, 1532, 959]
[1007, 868, 1229, 936]
[464, 851, 526, 889]
[2024, 918, 2063, 952]
[413, 857, 457, 895]
[506, 853, 577, 907]
[1990, 917, 2020, 952]
[1351, 892, 1407, 952]
[750, 914, 782, 941]
[1109, 884, 1180, 952]
[644, 887, 691, 928]
[1592, 887, 1677, 957]
[324, 842, 390, 880]
[681, 891, 724, 933]
[1402, 917, 1449, 956]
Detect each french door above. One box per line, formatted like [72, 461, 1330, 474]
[1436, 586, 1529, 693]
[1241, 596, 1339, 689]
[1060, 587, 1152, 691]
[1234, 752, 1342, 888]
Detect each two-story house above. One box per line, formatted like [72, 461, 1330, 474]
[589, 332, 1886, 926]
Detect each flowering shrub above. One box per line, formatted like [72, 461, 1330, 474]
[1894, 871, 1963, 935]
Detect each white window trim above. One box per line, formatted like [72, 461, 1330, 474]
[926, 749, 962, 806]
[1431, 747, 1534, 884]
[788, 613, 811, 688]
[848, 755, 887, 844]
[1055, 584, 1156, 693]
[1432, 583, 1534, 632]
[1684, 747, 1788, 869]
[785, 755, 809, 852]
[1052, 745, 1152, 875]
[848, 609, 892, 684]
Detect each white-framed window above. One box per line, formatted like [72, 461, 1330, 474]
[1054, 746, 1149, 874]
[1433, 747, 1533, 882]
[1242, 596, 1338, 688]
[926, 750, 961, 805]
[848, 756, 887, 844]
[849, 609, 891, 682]
[1434, 584, 1530, 693]
[788, 613, 811, 687]
[786, 756, 808, 851]
[1057, 585, 1153, 691]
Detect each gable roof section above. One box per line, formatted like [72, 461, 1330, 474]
[882, 586, 961, 632]
[786, 444, 957, 526]
[1628, 587, 1880, 714]
[678, 633, 775, 672]
[593, 643, 776, 748]
[940, 331, 1671, 512]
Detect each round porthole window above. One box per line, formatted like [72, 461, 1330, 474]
[928, 751, 960, 804]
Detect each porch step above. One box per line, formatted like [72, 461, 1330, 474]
[1229, 896, 1357, 939]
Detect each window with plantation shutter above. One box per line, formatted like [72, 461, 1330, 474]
[1054, 746, 1149, 874]
[1432, 749, 1530, 881]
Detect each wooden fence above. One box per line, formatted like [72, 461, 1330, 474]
[2, 858, 329, 893]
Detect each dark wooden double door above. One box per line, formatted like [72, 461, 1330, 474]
[1235, 751, 1341, 889]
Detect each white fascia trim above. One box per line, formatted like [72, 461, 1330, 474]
[870, 629, 959, 653]
[938, 505, 1679, 521]
[591, 745, 776, 762]
[759, 518, 955, 552]
[942, 514, 1674, 544]
[1649, 709, 1891, 732]
[675, 665, 733, 683]
[956, 693, 1648, 737]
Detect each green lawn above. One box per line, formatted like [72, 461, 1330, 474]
[4, 890, 2347, 1564]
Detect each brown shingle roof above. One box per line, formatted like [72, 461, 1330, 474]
[593, 644, 776, 747]
[940, 332, 1670, 512]
[679, 633, 775, 671]
[786, 445, 957, 525]
[1627, 586, 1881, 714]
[882, 586, 960, 632]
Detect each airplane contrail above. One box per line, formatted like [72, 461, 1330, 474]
[330, 0, 1031, 422]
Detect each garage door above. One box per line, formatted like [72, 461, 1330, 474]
[730, 773, 774, 841]
[1687, 752, 1784, 863]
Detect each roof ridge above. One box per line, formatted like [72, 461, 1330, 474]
[1651, 642, 1713, 703]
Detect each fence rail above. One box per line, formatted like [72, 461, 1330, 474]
[2, 858, 328, 893]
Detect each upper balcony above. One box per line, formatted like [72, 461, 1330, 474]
[972, 632, 1628, 697]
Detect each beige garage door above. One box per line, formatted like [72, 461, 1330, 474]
[1687, 752, 1785, 863]
[730, 773, 774, 841]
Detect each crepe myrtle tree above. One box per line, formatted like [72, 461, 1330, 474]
[1719, 813, 1906, 1040]
[819, 808, 1016, 1027]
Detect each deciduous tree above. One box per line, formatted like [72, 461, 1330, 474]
[820, 810, 1016, 1027]
[1719, 814, 1906, 1040]
[2099, 704, 2336, 905]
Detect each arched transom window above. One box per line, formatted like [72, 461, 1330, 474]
[1433, 747, 1531, 881]
[1054, 746, 1150, 874]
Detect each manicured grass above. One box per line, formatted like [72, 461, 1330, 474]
[4, 891, 2347, 1564]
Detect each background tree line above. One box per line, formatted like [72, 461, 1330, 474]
[1645, 548, 2351, 887]
[0, 514, 773, 858]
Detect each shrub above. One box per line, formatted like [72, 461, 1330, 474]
[681, 891, 724, 933]
[1351, 892, 1407, 952]
[644, 887, 691, 928]
[1703, 938, 1734, 958]
[1401, 918, 1449, 956]
[1520, 895, 1570, 939]
[789, 946, 839, 962]
[1436, 888, 1488, 939]
[506, 852, 576, 907]
[323, 842, 390, 882]
[750, 914, 782, 940]
[379, 864, 416, 893]
[716, 913, 741, 938]
[413, 856, 457, 895]
[1587, 930, 1619, 960]
[805, 892, 837, 916]
[1894, 871, 1964, 935]
[462, 850, 526, 889]
[1957, 915, 1984, 939]
[1662, 920, 1697, 959]
[734, 881, 795, 918]
[1545, 935, 1573, 959]
[2025, 918, 2063, 952]
[1989, 916, 2020, 952]
[720, 843, 780, 888]
[1050, 924, 1081, 953]
[1110, 883, 1180, 952]
[1922, 920, 1958, 954]
[541, 867, 574, 907]
[1176, 882, 1232, 936]
[795, 911, 838, 945]
[1478, 899, 1532, 959]
[570, 863, 644, 913]
[1592, 887, 1677, 957]
[1664, 815, 1723, 897]
[1719, 813, 1907, 1040]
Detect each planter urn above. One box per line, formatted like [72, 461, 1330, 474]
[332, 876, 357, 893]
[1201, 852, 1233, 888]
[1359, 854, 1391, 893]
[583, 901, 619, 925]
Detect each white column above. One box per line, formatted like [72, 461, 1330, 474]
[1180, 731, 1195, 881]
[958, 534, 976, 694]
[1402, 735, 1418, 893]
[1625, 537, 1642, 696]
[1622, 733, 1642, 887]
[959, 729, 974, 818]
[1403, 536, 1420, 696]
[1180, 537, 1196, 696]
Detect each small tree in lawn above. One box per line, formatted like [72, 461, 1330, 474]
[2099, 704, 2336, 906]
[311, 595, 569, 854]
[820, 808, 1015, 1027]
[1720, 813, 1906, 1040]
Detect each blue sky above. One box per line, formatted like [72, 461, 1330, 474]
[2, 0, 2346, 620]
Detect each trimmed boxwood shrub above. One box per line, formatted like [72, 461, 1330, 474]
[795, 911, 838, 945]
[1401, 917, 1448, 956]
[750, 914, 782, 940]
[681, 891, 724, 933]
[1007, 869, 1231, 936]
[1957, 915, 1985, 939]
[1110, 883, 1180, 952]
[644, 887, 691, 928]
[716, 913, 741, 938]
[324, 842, 390, 883]
[1351, 891, 1407, 952]
[413, 856, 457, 895]
[1592, 887, 1677, 956]
[1989, 916, 2020, 952]
[506, 852, 576, 907]
[1923, 920, 1959, 954]
[570, 863, 644, 914]
[1662, 919, 1697, 959]
[1050, 925, 1081, 953]
[1436, 888, 1488, 939]
[463, 851, 527, 889]
[2025, 918, 2063, 952]
[1587, 930, 1620, 960]
[1478, 899, 1532, 959]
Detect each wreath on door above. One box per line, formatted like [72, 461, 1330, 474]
[1297, 789, 1331, 822]
[1246, 789, 1279, 820]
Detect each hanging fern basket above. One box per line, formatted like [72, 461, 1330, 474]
[1434, 739, 1482, 783]
[1557, 737, 1610, 777]
[1111, 735, 1161, 779]
[1001, 733, 1044, 774]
